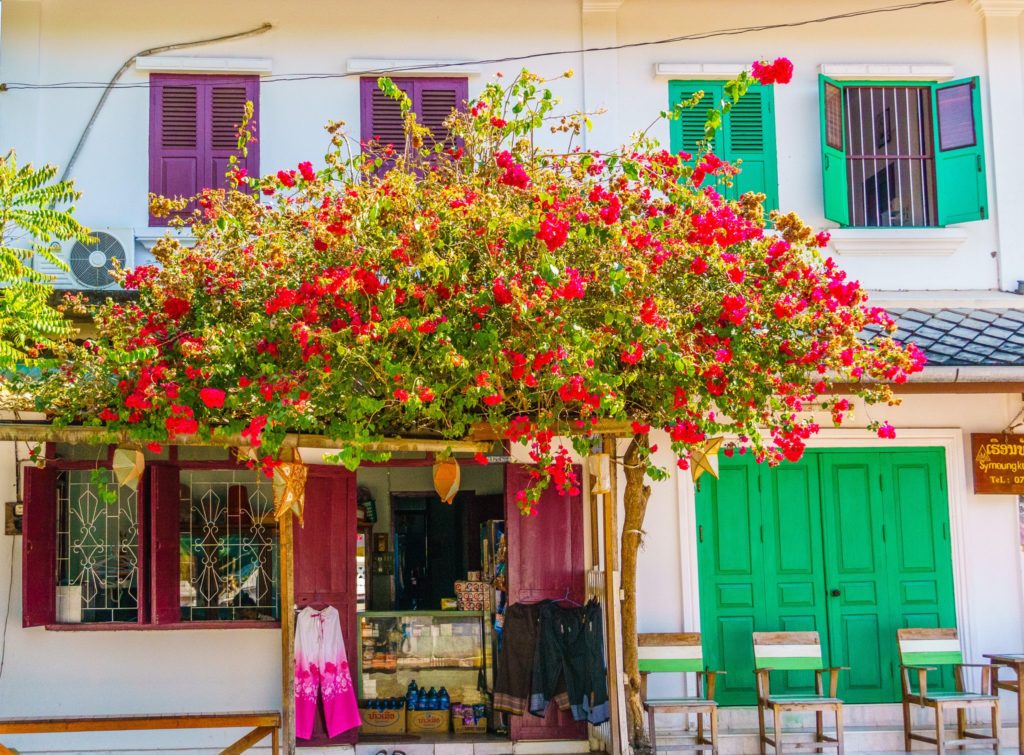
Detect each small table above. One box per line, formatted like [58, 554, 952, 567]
[984, 653, 1024, 754]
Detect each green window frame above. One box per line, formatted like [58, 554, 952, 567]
[668, 79, 779, 213]
[818, 75, 988, 228]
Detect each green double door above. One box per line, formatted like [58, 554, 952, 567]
[695, 448, 956, 705]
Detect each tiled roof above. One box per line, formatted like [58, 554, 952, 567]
[870, 308, 1024, 367]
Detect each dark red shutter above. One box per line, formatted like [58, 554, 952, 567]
[22, 466, 58, 627]
[149, 75, 201, 226]
[505, 463, 587, 741]
[208, 77, 260, 192]
[293, 469, 358, 745]
[149, 464, 181, 624]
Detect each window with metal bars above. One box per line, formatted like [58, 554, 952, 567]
[819, 75, 988, 228]
[23, 459, 281, 628]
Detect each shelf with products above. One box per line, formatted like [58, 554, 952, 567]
[356, 610, 493, 704]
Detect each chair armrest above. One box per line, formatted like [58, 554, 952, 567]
[753, 668, 771, 701]
[815, 666, 848, 697]
[900, 665, 934, 698]
[700, 669, 726, 701]
[957, 663, 995, 695]
[900, 664, 938, 672]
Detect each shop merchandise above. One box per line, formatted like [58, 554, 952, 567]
[295, 605, 362, 739]
[493, 602, 546, 716]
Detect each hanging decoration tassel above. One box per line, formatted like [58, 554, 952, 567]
[272, 447, 308, 525]
[587, 452, 611, 494]
[112, 447, 145, 490]
[433, 453, 461, 504]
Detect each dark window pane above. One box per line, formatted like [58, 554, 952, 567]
[936, 83, 976, 151]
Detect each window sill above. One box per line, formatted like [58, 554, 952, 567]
[45, 620, 281, 631]
[828, 228, 968, 256]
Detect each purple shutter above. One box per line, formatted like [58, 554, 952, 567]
[22, 466, 58, 627]
[149, 75, 202, 226]
[207, 76, 260, 192]
[149, 464, 181, 624]
[413, 77, 469, 152]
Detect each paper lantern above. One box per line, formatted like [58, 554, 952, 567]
[690, 437, 724, 484]
[433, 456, 461, 504]
[112, 447, 145, 491]
[272, 454, 308, 525]
[587, 453, 611, 494]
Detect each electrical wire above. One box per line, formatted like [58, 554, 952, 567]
[1, 0, 955, 92]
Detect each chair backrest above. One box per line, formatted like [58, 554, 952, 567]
[897, 627, 962, 667]
[752, 631, 824, 671]
[637, 632, 704, 674]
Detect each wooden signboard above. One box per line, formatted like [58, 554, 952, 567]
[971, 433, 1024, 494]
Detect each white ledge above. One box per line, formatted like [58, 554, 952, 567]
[135, 228, 196, 251]
[654, 62, 747, 79]
[819, 63, 954, 81]
[346, 58, 480, 76]
[135, 56, 273, 75]
[828, 228, 968, 256]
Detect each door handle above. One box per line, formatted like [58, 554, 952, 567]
[830, 589, 841, 597]
[824, 154, 829, 169]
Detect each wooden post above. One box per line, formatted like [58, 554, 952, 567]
[602, 435, 623, 755]
[279, 511, 296, 754]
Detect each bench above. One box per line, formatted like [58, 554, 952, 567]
[0, 711, 281, 754]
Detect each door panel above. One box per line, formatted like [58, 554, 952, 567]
[505, 464, 586, 741]
[763, 463, 828, 696]
[696, 460, 764, 705]
[294, 470, 358, 746]
[820, 454, 894, 702]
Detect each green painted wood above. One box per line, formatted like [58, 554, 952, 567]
[761, 462, 829, 696]
[932, 77, 988, 226]
[695, 458, 764, 706]
[820, 452, 894, 702]
[668, 80, 779, 212]
[886, 449, 958, 693]
[638, 659, 705, 672]
[696, 448, 957, 706]
[819, 75, 850, 226]
[725, 83, 779, 213]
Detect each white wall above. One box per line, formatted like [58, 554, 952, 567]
[0, 0, 1016, 292]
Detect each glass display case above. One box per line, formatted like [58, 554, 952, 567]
[357, 611, 492, 703]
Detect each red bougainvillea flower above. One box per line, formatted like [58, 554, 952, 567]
[751, 57, 794, 85]
[277, 170, 297, 188]
[877, 422, 897, 439]
[162, 297, 190, 320]
[98, 408, 118, 421]
[298, 161, 316, 182]
[199, 387, 226, 409]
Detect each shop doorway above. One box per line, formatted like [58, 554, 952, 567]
[695, 448, 957, 706]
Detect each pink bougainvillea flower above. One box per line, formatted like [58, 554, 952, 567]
[877, 422, 897, 439]
[298, 161, 316, 182]
[199, 388, 226, 409]
[162, 297, 190, 320]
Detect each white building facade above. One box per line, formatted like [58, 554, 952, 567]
[1, 0, 1024, 752]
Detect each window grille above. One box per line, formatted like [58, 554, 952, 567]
[178, 470, 279, 622]
[56, 471, 139, 623]
[844, 86, 937, 227]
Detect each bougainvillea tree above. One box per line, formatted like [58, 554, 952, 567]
[17, 62, 923, 749]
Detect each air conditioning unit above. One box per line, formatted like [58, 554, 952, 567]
[34, 228, 135, 290]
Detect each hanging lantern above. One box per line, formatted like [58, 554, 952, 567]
[690, 437, 724, 484]
[112, 447, 145, 491]
[272, 448, 308, 525]
[433, 455, 461, 504]
[587, 453, 611, 494]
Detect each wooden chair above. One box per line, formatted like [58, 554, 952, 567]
[638, 632, 723, 754]
[752, 631, 844, 755]
[897, 628, 999, 754]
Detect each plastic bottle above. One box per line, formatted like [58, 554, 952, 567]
[406, 680, 418, 710]
[426, 687, 438, 710]
[439, 687, 450, 710]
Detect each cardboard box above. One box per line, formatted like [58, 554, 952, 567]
[359, 704, 406, 735]
[407, 709, 450, 734]
[452, 714, 488, 734]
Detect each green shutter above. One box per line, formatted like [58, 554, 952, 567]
[932, 76, 988, 225]
[724, 83, 779, 212]
[819, 75, 850, 226]
[668, 81, 723, 167]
